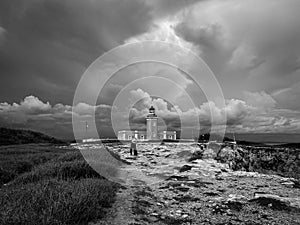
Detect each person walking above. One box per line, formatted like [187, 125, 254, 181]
[130, 137, 137, 156]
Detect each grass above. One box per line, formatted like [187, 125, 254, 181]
[12, 159, 103, 185]
[0, 144, 119, 225]
[0, 144, 73, 185]
[0, 179, 117, 225]
[0, 127, 66, 146]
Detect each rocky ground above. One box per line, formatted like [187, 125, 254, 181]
[90, 142, 300, 225]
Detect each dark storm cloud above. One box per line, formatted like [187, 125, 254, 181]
[146, 0, 202, 18]
[0, 0, 153, 104]
[1, 0, 300, 137]
[174, 0, 300, 83]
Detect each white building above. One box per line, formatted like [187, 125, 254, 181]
[117, 106, 177, 141]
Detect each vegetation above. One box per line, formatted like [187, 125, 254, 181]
[1, 179, 117, 225]
[0, 143, 119, 225]
[215, 146, 300, 179]
[0, 127, 66, 146]
[0, 144, 72, 185]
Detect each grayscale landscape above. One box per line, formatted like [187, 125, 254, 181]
[1, 0, 300, 224]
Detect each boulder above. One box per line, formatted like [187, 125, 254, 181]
[225, 194, 248, 211]
[249, 193, 300, 211]
[218, 147, 236, 162]
[202, 148, 218, 159]
[179, 165, 193, 173]
[188, 150, 203, 162]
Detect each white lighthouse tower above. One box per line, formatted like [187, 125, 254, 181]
[146, 106, 158, 140]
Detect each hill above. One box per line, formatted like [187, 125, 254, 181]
[0, 127, 65, 146]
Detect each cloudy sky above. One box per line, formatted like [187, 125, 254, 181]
[0, 0, 300, 140]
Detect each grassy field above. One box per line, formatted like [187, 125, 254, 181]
[0, 144, 119, 225]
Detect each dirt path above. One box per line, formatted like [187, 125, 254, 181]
[90, 186, 136, 225]
[91, 143, 300, 225]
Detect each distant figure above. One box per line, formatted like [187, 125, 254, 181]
[130, 138, 137, 156]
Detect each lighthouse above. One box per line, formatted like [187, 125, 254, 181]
[146, 106, 158, 140]
[117, 106, 176, 141]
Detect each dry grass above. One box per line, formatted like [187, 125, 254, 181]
[0, 144, 119, 225]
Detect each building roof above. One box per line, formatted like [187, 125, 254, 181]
[149, 105, 155, 111]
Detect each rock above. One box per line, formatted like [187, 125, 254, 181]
[249, 193, 300, 211]
[166, 175, 189, 181]
[202, 148, 218, 159]
[293, 179, 300, 189]
[281, 181, 295, 187]
[164, 153, 171, 158]
[211, 203, 229, 214]
[188, 150, 203, 162]
[176, 186, 190, 192]
[218, 147, 236, 161]
[204, 191, 220, 197]
[227, 194, 248, 202]
[179, 165, 193, 172]
[147, 216, 159, 222]
[217, 188, 226, 193]
[174, 194, 200, 202]
[226, 200, 244, 211]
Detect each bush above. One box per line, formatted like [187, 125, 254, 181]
[0, 178, 118, 225]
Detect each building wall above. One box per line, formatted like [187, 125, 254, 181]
[146, 118, 158, 140]
[118, 130, 176, 141]
[118, 130, 146, 140]
[159, 131, 176, 140]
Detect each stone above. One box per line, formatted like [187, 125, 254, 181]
[174, 194, 200, 202]
[202, 148, 217, 159]
[176, 210, 182, 214]
[204, 191, 220, 197]
[249, 193, 300, 211]
[227, 194, 248, 202]
[218, 147, 236, 161]
[225, 195, 247, 211]
[179, 165, 193, 173]
[281, 181, 295, 187]
[176, 186, 190, 192]
[147, 216, 159, 222]
[166, 175, 189, 181]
